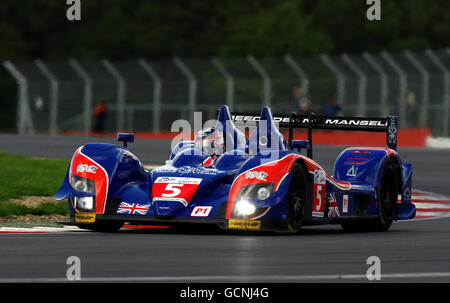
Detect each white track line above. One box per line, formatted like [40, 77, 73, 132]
[1, 272, 450, 283]
[415, 212, 450, 218]
[414, 203, 450, 209]
[0, 226, 86, 233]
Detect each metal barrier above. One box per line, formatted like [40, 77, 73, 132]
[3, 49, 450, 137]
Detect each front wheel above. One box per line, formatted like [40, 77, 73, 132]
[286, 162, 311, 233]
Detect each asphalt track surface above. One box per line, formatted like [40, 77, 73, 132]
[0, 133, 449, 282]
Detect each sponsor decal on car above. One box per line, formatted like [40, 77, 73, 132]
[117, 202, 150, 215]
[312, 170, 326, 217]
[177, 167, 218, 175]
[228, 219, 261, 230]
[75, 213, 96, 223]
[154, 166, 218, 175]
[343, 195, 349, 213]
[388, 117, 397, 145]
[76, 164, 98, 174]
[324, 119, 387, 127]
[351, 150, 372, 154]
[328, 193, 340, 218]
[154, 177, 202, 185]
[152, 177, 203, 206]
[244, 171, 268, 182]
[232, 115, 388, 128]
[191, 206, 212, 217]
[346, 165, 358, 177]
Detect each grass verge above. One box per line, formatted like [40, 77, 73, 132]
[0, 152, 70, 216]
[0, 201, 67, 217]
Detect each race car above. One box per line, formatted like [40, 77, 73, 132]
[54, 105, 416, 233]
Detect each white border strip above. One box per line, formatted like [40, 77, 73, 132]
[426, 136, 450, 149]
[1, 272, 450, 283]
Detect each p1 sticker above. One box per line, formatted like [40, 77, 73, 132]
[191, 206, 212, 217]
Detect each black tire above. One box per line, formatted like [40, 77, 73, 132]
[376, 157, 399, 230]
[77, 220, 124, 232]
[286, 162, 311, 233]
[341, 157, 399, 232]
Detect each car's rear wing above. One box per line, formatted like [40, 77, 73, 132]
[230, 112, 398, 158]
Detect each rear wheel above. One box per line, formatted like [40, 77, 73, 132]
[341, 157, 399, 232]
[286, 162, 311, 233]
[376, 157, 399, 230]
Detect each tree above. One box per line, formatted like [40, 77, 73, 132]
[219, 0, 333, 57]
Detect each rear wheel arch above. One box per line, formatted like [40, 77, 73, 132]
[341, 156, 400, 233]
[386, 155, 403, 195]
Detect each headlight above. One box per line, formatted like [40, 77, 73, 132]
[71, 175, 95, 194]
[235, 200, 256, 216]
[257, 187, 271, 200]
[74, 196, 95, 212]
[237, 183, 275, 201]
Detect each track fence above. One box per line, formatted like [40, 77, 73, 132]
[3, 48, 450, 137]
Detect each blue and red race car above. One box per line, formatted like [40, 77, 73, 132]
[55, 105, 416, 233]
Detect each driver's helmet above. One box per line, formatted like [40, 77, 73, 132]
[194, 127, 224, 156]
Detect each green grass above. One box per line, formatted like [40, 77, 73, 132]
[0, 152, 70, 201]
[0, 152, 70, 216]
[0, 201, 68, 217]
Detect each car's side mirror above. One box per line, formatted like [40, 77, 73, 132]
[117, 133, 135, 148]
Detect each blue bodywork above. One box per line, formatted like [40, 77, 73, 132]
[55, 105, 415, 232]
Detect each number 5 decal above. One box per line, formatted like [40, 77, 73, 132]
[312, 170, 326, 217]
[315, 185, 323, 211]
[161, 183, 183, 197]
[152, 177, 202, 206]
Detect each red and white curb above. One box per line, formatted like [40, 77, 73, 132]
[406, 189, 450, 220]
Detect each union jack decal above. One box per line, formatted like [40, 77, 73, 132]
[328, 193, 340, 218]
[117, 202, 150, 215]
